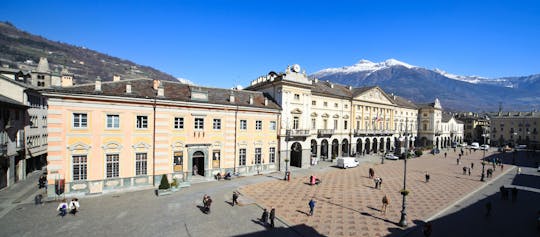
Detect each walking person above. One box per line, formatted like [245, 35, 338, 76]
[38, 175, 47, 189]
[425, 172, 430, 183]
[232, 191, 239, 206]
[471, 162, 474, 169]
[468, 168, 471, 176]
[69, 198, 80, 215]
[463, 166, 467, 175]
[56, 199, 68, 218]
[378, 177, 383, 189]
[308, 198, 316, 216]
[381, 195, 389, 214]
[444, 152, 447, 158]
[374, 177, 379, 189]
[205, 196, 213, 214]
[369, 168, 375, 179]
[261, 208, 269, 225]
[269, 207, 276, 228]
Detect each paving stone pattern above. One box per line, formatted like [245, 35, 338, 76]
[240, 149, 506, 237]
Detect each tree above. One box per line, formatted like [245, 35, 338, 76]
[158, 174, 170, 190]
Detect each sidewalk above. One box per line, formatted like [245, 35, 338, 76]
[0, 169, 45, 219]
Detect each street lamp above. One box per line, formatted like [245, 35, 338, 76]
[284, 130, 290, 181]
[481, 161, 486, 182]
[398, 118, 409, 227]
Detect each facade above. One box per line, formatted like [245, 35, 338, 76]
[489, 111, 540, 149]
[456, 112, 490, 144]
[246, 64, 424, 169]
[0, 74, 48, 189]
[41, 78, 280, 197]
[0, 94, 27, 189]
[417, 100, 464, 148]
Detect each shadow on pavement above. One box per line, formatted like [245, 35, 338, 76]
[385, 188, 540, 237]
[512, 174, 540, 189]
[233, 224, 325, 237]
[492, 151, 540, 168]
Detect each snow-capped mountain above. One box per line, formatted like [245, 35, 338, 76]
[311, 59, 540, 112]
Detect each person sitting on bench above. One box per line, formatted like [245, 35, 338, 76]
[215, 172, 222, 180]
[224, 172, 232, 180]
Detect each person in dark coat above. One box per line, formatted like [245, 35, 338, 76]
[308, 199, 316, 216]
[269, 207, 276, 228]
[369, 168, 375, 179]
[261, 208, 268, 225]
[232, 191, 239, 206]
[425, 172, 430, 183]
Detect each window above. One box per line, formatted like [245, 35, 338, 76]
[135, 153, 147, 175]
[136, 116, 148, 129]
[269, 147, 276, 163]
[107, 114, 120, 128]
[323, 119, 328, 129]
[269, 121, 276, 130]
[240, 120, 247, 130]
[255, 148, 262, 164]
[344, 104, 348, 109]
[239, 148, 246, 166]
[73, 113, 87, 128]
[344, 120, 348, 130]
[194, 118, 204, 130]
[106, 154, 119, 178]
[357, 121, 361, 129]
[174, 117, 184, 129]
[311, 118, 316, 130]
[72, 155, 87, 181]
[323, 101, 328, 107]
[294, 94, 300, 100]
[213, 119, 221, 130]
[293, 116, 299, 129]
[334, 103, 338, 108]
[173, 152, 183, 166]
[334, 119, 338, 129]
[312, 100, 316, 106]
[255, 120, 262, 130]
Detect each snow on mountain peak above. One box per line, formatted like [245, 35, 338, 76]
[384, 58, 415, 68]
[313, 58, 416, 77]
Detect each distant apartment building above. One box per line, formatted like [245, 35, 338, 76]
[245, 64, 464, 169]
[489, 111, 540, 149]
[0, 74, 48, 189]
[41, 78, 280, 197]
[456, 112, 490, 144]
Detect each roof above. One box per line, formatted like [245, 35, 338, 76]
[311, 80, 355, 98]
[41, 78, 281, 110]
[441, 113, 454, 122]
[390, 95, 418, 109]
[0, 94, 28, 108]
[489, 111, 540, 118]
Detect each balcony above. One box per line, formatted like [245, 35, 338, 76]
[435, 130, 442, 136]
[285, 129, 310, 141]
[354, 129, 396, 137]
[317, 129, 334, 138]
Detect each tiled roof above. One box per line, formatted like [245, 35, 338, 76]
[41, 79, 281, 110]
[311, 81, 355, 98]
[489, 111, 540, 118]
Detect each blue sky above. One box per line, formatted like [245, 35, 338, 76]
[2, 0, 540, 88]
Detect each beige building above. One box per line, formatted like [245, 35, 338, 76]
[456, 112, 490, 144]
[246, 64, 424, 169]
[489, 111, 540, 149]
[41, 78, 280, 197]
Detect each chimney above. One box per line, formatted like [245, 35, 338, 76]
[126, 84, 132, 94]
[249, 95, 253, 105]
[157, 83, 164, 97]
[348, 86, 352, 90]
[264, 97, 268, 106]
[113, 74, 121, 82]
[95, 76, 102, 92]
[153, 79, 160, 90]
[229, 92, 235, 103]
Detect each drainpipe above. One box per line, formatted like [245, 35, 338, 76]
[233, 102, 238, 174]
[152, 91, 156, 187]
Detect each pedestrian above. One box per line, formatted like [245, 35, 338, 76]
[423, 222, 433, 237]
[485, 201, 492, 216]
[269, 207, 276, 228]
[425, 172, 430, 183]
[205, 196, 213, 214]
[511, 187, 518, 202]
[261, 208, 268, 225]
[69, 198, 80, 215]
[463, 166, 467, 175]
[193, 164, 198, 176]
[34, 194, 43, 206]
[308, 198, 316, 216]
[374, 177, 379, 189]
[381, 195, 389, 214]
[378, 177, 383, 189]
[471, 162, 474, 169]
[369, 168, 375, 179]
[56, 199, 68, 217]
[517, 167, 522, 175]
[457, 157, 460, 165]
[38, 175, 47, 189]
[468, 168, 471, 176]
[232, 191, 239, 206]
[202, 194, 209, 213]
[500, 164, 504, 171]
[444, 152, 447, 158]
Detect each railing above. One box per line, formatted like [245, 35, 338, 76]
[317, 129, 334, 138]
[286, 129, 310, 136]
[354, 129, 396, 136]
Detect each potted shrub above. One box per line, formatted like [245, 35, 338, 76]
[170, 178, 179, 191]
[400, 189, 410, 196]
[157, 174, 172, 196]
[415, 150, 423, 157]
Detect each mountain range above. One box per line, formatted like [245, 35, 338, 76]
[312, 59, 540, 112]
[0, 21, 177, 84]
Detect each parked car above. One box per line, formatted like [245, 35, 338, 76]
[384, 154, 399, 160]
[469, 142, 480, 150]
[480, 144, 490, 150]
[336, 157, 359, 169]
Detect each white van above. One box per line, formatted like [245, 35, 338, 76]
[470, 142, 480, 150]
[337, 157, 359, 169]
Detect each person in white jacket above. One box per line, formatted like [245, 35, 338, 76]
[56, 199, 68, 217]
[69, 198, 80, 215]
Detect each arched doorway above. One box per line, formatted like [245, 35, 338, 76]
[420, 137, 428, 147]
[365, 138, 371, 154]
[341, 139, 349, 156]
[310, 139, 317, 157]
[356, 139, 363, 156]
[192, 151, 205, 176]
[373, 138, 378, 153]
[320, 139, 328, 160]
[331, 139, 339, 158]
[379, 138, 385, 153]
[386, 138, 391, 152]
[290, 142, 302, 167]
[436, 137, 440, 148]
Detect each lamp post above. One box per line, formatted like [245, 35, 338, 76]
[481, 161, 486, 181]
[284, 130, 290, 181]
[398, 118, 409, 227]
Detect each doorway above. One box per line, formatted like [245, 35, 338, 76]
[192, 151, 205, 176]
